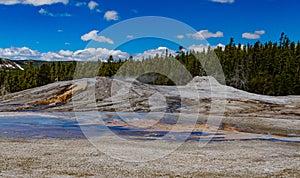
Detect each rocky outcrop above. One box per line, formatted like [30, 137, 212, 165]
[0, 58, 24, 70]
[1, 76, 300, 136]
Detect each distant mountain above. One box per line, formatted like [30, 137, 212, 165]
[14, 60, 49, 68]
[0, 58, 24, 70]
[0, 58, 50, 70]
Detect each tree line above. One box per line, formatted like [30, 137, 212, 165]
[0, 33, 299, 96]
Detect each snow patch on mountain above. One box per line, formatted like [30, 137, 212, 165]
[0, 58, 24, 70]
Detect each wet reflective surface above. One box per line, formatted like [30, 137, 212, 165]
[0, 114, 84, 138]
[0, 112, 300, 143]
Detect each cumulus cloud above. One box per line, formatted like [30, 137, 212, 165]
[216, 43, 226, 49]
[211, 0, 234, 3]
[188, 44, 209, 52]
[71, 48, 129, 61]
[133, 47, 176, 60]
[187, 30, 224, 40]
[242, 33, 259, 39]
[0, 47, 39, 58]
[157, 47, 168, 51]
[39, 8, 48, 14]
[81, 30, 114, 44]
[0, 0, 68, 6]
[75, 1, 86, 7]
[254, 30, 265, 35]
[88, 1, 98, 10]
[0, 47, 129, 61]
[75, 1, 100, 12]
[104, 10, 119, 21]
[0, 45, 230, 62]
[188, 43, 226, 52]
[0, 0, 19, 5]
[39, 8, 71, 17]
[242, 30, 265, 39]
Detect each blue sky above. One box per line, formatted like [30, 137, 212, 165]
[0, 0, 299, 61]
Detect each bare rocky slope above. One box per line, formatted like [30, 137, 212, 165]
[0, 58, 24, 70]
[1, 76, 300, 136]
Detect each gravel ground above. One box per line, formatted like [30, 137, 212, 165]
[1, 138, 300, 177]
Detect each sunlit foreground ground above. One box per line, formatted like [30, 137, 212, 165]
[1, 138, 300, 177]
[0, 111, 300, 177]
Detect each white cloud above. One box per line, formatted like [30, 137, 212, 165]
[189, 44, 209, 52]
[133, 47, 176, 60]
[211, 0, 234, 3]
[187, 30, 224, 40]
[0, 47, 129, 61]
[242, 33, 260, 39]
[176, 35, 185, 39]
[255, 30, 265, 35]
[64, 42, 71, 45]
[69, 48, 129, 61]
[88, 1, 98, 10]
[58, 29, 63, 32]
[0, 45, 231, 62]
[75, 1, 86, 7]
[39, 8, 48, 14]
[0, 47, 39, 58]
[104, 10, 119, 21]
[126, 35, 134, 39]
[0, 0, 19, 5]
[0, 0, 68, 6]
[81, 30, 114, 44]
[75, 1, 100, 12]
[39, 8, 71, 17]
[242, 30, 266, 39]
[188, 43, 226, 52]
[216, 43, 226, 49]
[157, 47, 168, 51]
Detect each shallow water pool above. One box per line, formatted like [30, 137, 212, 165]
[0, 112, 299, 143]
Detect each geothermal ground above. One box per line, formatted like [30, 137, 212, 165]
[0, 76, 300, 177]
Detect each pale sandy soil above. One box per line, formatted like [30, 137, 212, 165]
[1, 138, 300, 177]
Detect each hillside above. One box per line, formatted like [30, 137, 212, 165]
[1, 76, 300, 137]
[14, 59, 49, 68]
[0, 58, 52, 70]
[0, 58, 24, 70]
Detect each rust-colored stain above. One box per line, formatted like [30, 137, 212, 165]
[34, 82, 87, 105]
